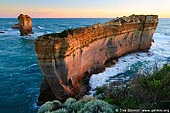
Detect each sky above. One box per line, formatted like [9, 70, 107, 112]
[0, 0, 169, 18]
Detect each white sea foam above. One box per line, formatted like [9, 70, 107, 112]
[20, 63, 38, 71]
[69, 26, 72, 28]
[8, 22, 14, 24]
[89, 33, 170, 91]
[0, 29, 20, 36]
[37, 26, 44, 29]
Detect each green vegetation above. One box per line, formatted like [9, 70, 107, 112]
[38, 98, 115, 113]
[38, 64, 170, 113]
[95, 64, 170, 109]
[79, 100, 114, 113]
[38, 100, 62, 113]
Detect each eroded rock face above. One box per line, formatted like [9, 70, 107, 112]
[12, 14, 33, 36]
[34, 15, 158, 104]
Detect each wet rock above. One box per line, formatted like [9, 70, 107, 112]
[147, 52, 154, 57]
[122, 60, 126, 62]
[136, 56, 139, 59]
[34, 14, 158, 104]
[0, 31, 5, 33]
[136, 54, 140, 56]
[12, 24, 20, 29]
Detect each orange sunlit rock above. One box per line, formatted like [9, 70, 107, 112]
[34, 14, 158, 104]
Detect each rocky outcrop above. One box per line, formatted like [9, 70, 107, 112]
[34, 14, 158, 104]
[12, 24, 20, 29]
[0, 31, 5, 33]
[12, 14, 33, 36]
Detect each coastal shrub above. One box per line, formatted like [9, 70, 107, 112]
[38, 100, 62, 113]
[54, 98, 95, 113]
[64, 98, 77, 106]
[95, 85, 107, 95]
[129, 64, 170, 108]
[38, 98, 116, 113]
[63, 97, 94, 112]
[96, 93, 105, 100]
[73, 99, 89, 111]
[79, 100, 114, 113]
[51, 108, 68, 113]
[120, 98, 139, 109]
[138, 64, 170, 96]
[38, 102, 54, 113]
[104, 97, 119, 105]
[51, 100, 63, 111]
[139, 77, 148, 88]
[63, 98, 77, 112]
[149, 79, 162, 90]
[93, 64, 170, 109]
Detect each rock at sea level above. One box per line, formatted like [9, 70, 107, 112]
[12, 14, 33, 36]
[34, 15, 158, 104]
[0, 31, 5, 33]
[12, 24, 20, 29]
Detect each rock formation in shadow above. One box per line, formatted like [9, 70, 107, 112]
[0, 31, 5, 33]
[12, 14, 33, 36]
[34, 15, 158, 104]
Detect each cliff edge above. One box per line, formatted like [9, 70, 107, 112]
[34, 14, 158, 104]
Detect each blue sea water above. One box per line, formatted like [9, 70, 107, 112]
[0, 18, 170, 113]
[0, 18, 111, 113]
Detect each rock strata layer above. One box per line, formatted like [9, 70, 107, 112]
[34, 15, 158, 104]
[12, 14, 33, 36]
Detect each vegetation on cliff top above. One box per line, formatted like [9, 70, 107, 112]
[38, 64, 170, 113]
[95, 64, 170, 110]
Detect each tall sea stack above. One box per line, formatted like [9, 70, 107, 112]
[34, 15, 158, 104]
[12, 14, 33, 36]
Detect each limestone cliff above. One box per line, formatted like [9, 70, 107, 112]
[34, 15, 158, 104]
[12, 14, 33, 36]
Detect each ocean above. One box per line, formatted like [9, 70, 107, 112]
[0, 18, 170, 113]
